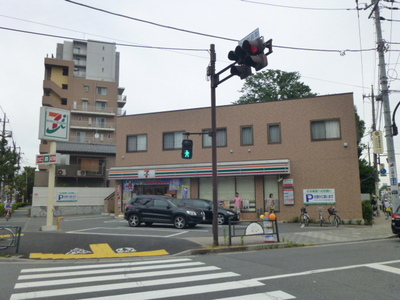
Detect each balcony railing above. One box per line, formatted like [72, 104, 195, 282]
[70, 119, 115, 131]
[68, 135, 116, 144]
[71, 104, 117, 115]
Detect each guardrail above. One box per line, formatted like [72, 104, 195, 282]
[0, 226, 22, 253]
[227, 219, 279, 246]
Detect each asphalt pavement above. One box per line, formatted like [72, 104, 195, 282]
[0, 206, 397, 260]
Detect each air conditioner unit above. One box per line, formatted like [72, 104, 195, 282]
[57, 169, 67, 176]
[77, 170, 86, 176]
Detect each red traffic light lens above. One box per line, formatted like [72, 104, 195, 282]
[250, 46, 259, 54]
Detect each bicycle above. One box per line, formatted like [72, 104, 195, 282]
[5, 210, 11, 221]
[328, 207, 341, 227]
[39, 206, 62, 217]
[0, 227, 14, 250]
[317, 206, 324, 227]
[300, 207, 310, 227]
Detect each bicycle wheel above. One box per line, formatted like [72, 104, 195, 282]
[300, 214, 306, 226]
[5, 212, 10, 221]
[39, 209, 47, 217]
[334, 215, 341, 227]
[53, 208, 61, 217]
[319, 216, 323, 227]
[328, 214, 334, 224]
[0, 227, 14, 250]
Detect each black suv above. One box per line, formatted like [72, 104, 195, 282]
[391, 205, 400, 237]
[179, 198, 239, 225]
[124, 195, 205, 229]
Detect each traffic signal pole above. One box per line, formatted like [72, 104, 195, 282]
[210, 44, 219, 246]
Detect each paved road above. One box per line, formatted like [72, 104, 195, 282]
[3, 239, 400, 299]
[0, 206, 396, 259]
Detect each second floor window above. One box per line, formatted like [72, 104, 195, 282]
[163, 132, 184, 150]
[202, 128, 227, 147]
[127, 134, 147, 152]
[268, 123, 281, 144]
[241, 126, 253, 145]
[311, 119, 341, 140]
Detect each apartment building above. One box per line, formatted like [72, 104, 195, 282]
[36, 40, 126, 188]
[108, 93, 363, 222]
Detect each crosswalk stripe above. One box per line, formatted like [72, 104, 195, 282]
[20, 258, 191, 273]
[18, 261, 204, 280]
[214, 290, 296, 299]
[367, 263, 400, 274]
[11, 272, 239, 300]
[78, 279, 265, 300]
[15, 266, 220, 289]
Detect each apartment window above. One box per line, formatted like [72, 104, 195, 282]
[82, 100, 88, 111]
[97, 87, 107, 95]
[77, 132, 85, 143]
[61, 98, 67, 105]
[84, 85, 89, 92]
[127, 134, 147, 152]
[163, 132, 184, 150]
[311, 119, 341, 141]
[241, 126, 253, 145]
[268, 123, 281, 144]
[62, 84, 68, 90]
[96, 117, 106, 128]
[202, 128, 227, 147]
[62, 67, 68, 76]
[96, 101, 107, 111]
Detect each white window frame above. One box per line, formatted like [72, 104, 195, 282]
[163, 132, 185, 150]
[127, 134, 147, 152]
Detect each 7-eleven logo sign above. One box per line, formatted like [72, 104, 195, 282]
[39, 107, 70, 141]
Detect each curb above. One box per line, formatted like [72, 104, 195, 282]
[191, 245, 248, 255]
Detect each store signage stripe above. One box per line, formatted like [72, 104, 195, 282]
[109, 163, 290, 179]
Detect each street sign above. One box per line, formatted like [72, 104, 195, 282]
[238, 28, 260, 46]
[36, 153, 61, 165]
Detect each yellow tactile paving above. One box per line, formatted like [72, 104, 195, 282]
[29, 243, 169, 259]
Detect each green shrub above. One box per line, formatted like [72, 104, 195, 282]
[362, 200, 373, 225]
[0, 203, 4, 216]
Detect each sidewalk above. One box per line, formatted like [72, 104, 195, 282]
[189, 214, 395, 253]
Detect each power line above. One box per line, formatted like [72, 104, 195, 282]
[0, 25, 377, 55]
[65, 0, 238, 42]
[240, 0, 361, 11]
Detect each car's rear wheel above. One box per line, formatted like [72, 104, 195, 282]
[128, 214, 140, 227]
[174, 215, 187, 229]
[217, 213, 226, 225]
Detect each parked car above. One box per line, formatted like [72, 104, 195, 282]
[124, 195, 205, 229]
[179, 198, 239, 225]
[391, 205, 400, 237]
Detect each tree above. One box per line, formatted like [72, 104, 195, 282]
[233, 69, 317, 104]
[15, 167, 35, 203]
[0, 137, 19, 200]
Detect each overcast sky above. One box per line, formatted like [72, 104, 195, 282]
[1, 0, 400, 183]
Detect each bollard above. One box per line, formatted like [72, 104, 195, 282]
[57, 217, 65, 231]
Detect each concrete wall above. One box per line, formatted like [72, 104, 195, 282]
[31, 187, 114, 216]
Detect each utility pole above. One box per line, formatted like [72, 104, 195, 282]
[371, 0, 399, 209]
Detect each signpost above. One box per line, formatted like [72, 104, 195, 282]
[37, 107, 70, 231]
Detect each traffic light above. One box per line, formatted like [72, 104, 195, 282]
[228, 37, 272, 79]
[181, 139, 193, 159]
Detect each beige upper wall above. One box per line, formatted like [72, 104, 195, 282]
[114, 93, 362, 220]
